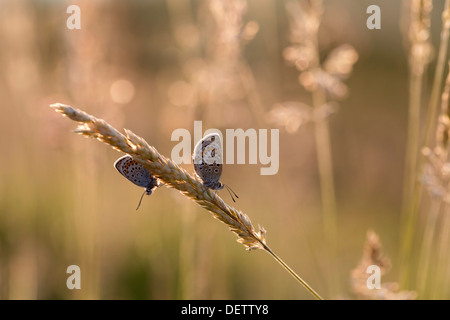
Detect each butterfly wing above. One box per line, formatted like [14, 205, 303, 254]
[114, 155, 158, 192]
[193, 134, 223, 190]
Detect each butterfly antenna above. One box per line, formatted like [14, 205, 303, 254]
[136, 190, 146, 211]
[224, 184, 239, 202]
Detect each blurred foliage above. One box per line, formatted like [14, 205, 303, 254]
[0, 0, 447, 299]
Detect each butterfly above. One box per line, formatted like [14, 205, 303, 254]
[114, 155, 160, 210]
[192, 133, 238, 202]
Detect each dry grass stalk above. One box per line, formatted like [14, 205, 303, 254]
[50, 103, 265, 250]
[351, 231, 417, 300]
[401, 0, 433, 204]
[422, 63, 450, 200]
[399, 0, 450, 289]
[271, 0, 358, 298]
[50, 102, 323, 300]
[418, 63, 450, 298]
[400, 0, 433, 208]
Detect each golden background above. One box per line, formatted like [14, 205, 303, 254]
[0, 0, 447, 299]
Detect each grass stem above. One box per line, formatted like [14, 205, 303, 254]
[50, 102, 324, 300]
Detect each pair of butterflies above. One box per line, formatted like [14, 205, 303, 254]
[114, 133, 237, 210]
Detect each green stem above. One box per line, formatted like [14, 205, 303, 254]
[402, 63, 423, 206]
[433, 208, 450, 298]
[400, 0, 450, 288]
[416, 200, 440, 298]
[308, 2, 339, 297]
[399, 66, 424, 288]
[312, 89, 339, 298]
[263, 244, 324, 300]
[423, 0, 450, 148]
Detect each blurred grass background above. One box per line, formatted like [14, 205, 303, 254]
[0, 0, 447, 299]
